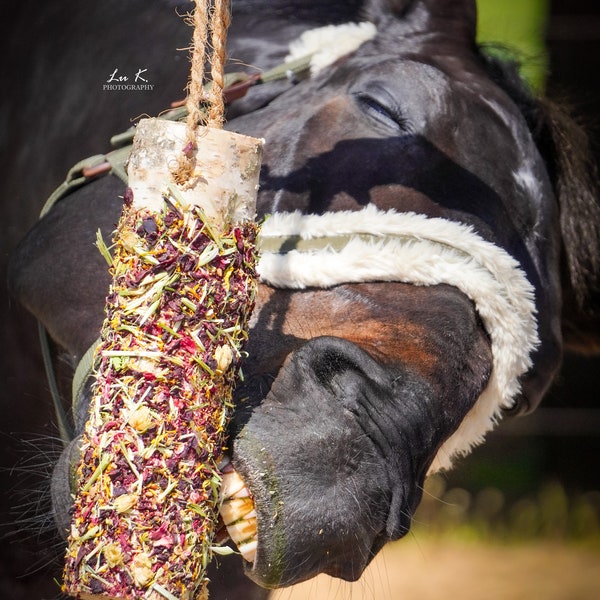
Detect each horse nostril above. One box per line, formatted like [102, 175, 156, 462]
[313, 348, 360, 387]
[304, 336, 385, 389]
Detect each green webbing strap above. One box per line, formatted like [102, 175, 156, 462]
[71, 338, 102, 427]
[259, 232, 392, 254]
[259, 54, 312, 83]
[105, 145, 132, 184]
[39, 154, 111, 218]
[38, 322, 74, 446]
[37, 148, 130, 447]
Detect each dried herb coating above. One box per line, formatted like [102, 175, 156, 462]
[63, 189, 259, 600]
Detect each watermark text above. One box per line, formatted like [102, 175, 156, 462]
[102, 68, 154, 91]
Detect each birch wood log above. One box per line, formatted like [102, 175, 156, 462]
[62, 118, 262, 600]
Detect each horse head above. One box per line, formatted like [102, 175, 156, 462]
[8, 0, 600, 592]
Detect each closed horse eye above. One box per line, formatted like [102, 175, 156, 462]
[354, 91, 410, 132]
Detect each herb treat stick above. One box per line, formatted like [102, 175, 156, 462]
[63, 119, 263, 600]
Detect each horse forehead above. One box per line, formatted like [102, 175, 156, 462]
[346, 20, 478, 74]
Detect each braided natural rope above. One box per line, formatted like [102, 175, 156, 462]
[175, 0, 230, 184]
[184, 2, 209, 140]
[207, 0, 230, 128]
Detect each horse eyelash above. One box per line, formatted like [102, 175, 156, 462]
[354, 92, 411, 132]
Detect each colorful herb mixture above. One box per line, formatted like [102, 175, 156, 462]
[63, 187, 259, 600]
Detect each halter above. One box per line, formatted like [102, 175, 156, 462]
[38, 22, 538, 473]
[62, 205, 538, 475]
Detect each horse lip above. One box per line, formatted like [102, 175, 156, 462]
[323, 558, 368, 583]
[228, 443, 289, 588]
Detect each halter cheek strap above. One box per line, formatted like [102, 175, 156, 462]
[257, 205, 539, 473]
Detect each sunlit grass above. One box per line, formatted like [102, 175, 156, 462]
[414, 475, 600, 547]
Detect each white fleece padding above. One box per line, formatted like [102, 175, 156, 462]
[285, 22, 377, 75]
[257, 205, 539, 473]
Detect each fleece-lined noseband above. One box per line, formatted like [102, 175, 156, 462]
[258, 205, 539, 473]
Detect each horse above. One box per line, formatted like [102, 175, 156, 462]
[6, 0, 600, 597]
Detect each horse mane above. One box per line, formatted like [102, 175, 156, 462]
[535, 96, 600, 352]
[478, 47, 600, 353]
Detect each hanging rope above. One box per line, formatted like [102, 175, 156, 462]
[206, 0, 230, 128]
[175, 0, 231, 184]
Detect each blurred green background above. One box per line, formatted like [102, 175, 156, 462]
[477, 0, 549, 91]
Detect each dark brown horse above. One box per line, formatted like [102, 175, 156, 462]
[5, 0, 600, 597]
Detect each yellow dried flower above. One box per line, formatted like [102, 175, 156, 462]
[214, 344, 233, 374]
[120, 229, 140, 253]
[103, 542, 123, 567]
[128, 405, 154, 433]
[132, 553, 154, 587]
[114, 493, 138, 514]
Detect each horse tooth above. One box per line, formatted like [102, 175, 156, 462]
[220, 496, 256, 525]
[238, 540, 258, 563]
[219, 468, 249, 499]
[224, 514, 258, 564]
[226, 516, 257, 540]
